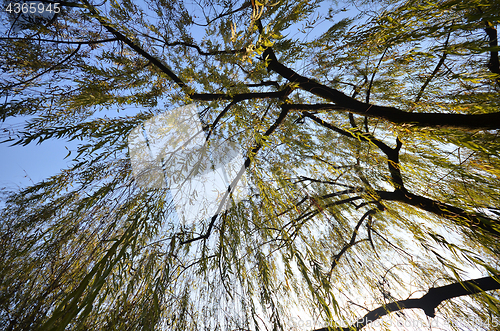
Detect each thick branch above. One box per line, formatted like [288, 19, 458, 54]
[485, 23, 500, 74]
[485, 21, 500, 87]
[192, 88, 291, 101]
[303, 112, 499, 236]
[265, 49, 500, 129]
[286, 103, 500, 129]
[313, 275, 500, 331]
[375, 190, 500, 238]
[303, 113, 405, 192]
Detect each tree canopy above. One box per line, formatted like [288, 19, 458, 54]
[1, 0, 500, 330]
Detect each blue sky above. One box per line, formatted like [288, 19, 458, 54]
[0, 117, 78, 193]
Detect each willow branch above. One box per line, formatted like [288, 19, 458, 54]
[265, 48, 500, 129]
[374, 191, 500, 238]
[303, 112, 406, 192]
[0, 37, 118, 45]
[192, 87, 292, 101]
[415, 31, 451, 102]
[82, 0, 191, 93]
[314, 275, 500, 331]
[304, 111, 499, 236]
[181, 104, 290, 244]
[4, 44, 81, 89]
[328, 209, 376, 276]
[485, 21, 500, 87]
[366, 47, 389, 104]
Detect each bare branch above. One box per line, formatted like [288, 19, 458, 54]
[328, 209, 376, 276]
[81, 0, 191, 94]
[192, 87, 292, 101]
[205, 101, 237, 142]
[313, 275, 500, 331]
[192, 0, 252, 27]
[415, 31, 451, 102]
[139, 33, 246, 56]
[163, 40, 246, 56]
[366, 47, 389, 104]
[246, 81, 280, 88]
[374, 190, 500, 238]
[484, 21, 500, 87]
[303, 112, 500, 237]
[282, 102, 500, 130]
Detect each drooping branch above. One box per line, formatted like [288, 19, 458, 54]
[4, 44, 81, 89]
[202, 87, 292, 140]
[295, 196, 364, 223]
[328, 209, 376, 276]
[0, 37, 118, 45]
[181, 104, 291, 244]
[265, 49, 500, 129]
[313, 275, 500, 331]
[415, 31, 450, 102]
[205, 101, 237, 141]
[366, 47, 389, 104]
[82, 0, 289, 103]
[81, 0, 192, 94]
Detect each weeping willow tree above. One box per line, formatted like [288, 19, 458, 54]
[1, 0, 500, 330]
